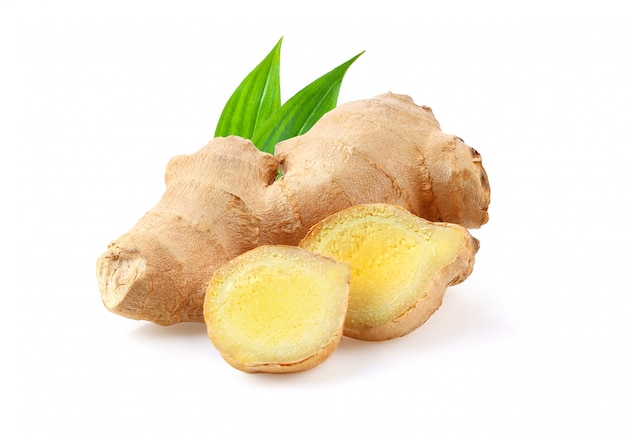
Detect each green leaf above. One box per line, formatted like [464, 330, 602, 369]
[214, 37, 283, 139]
[251, 51, 364, 155]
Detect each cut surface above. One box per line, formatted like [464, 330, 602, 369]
[204, 245, 350, 373]
[97, 244, 148, 315]
[300, 203, 476, 340]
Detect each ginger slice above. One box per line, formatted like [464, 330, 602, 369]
[203, 245, 350, 373]
[299, 203, 478, 341]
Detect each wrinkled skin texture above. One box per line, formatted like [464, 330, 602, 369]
[96, 92, 490, 325]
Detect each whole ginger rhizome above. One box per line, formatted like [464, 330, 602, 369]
[97, 93, 490, 373]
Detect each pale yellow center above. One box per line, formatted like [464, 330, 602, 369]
[207, 252, 348, 365]
[303, 213, 464, 331]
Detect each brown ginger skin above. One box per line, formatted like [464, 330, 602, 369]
[97, 92, 490, 325]
[274, 92, 490, 232]
[96, 140, 290, 324]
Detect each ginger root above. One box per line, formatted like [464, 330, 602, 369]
[97, 92, 490, 325]
[299, 203, 478, 341]
[203, 245, 350, 373]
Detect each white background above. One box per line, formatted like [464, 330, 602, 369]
[2, 1, 625, 435]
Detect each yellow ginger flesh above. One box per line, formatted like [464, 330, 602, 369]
[300, 203, 477, 340]
[204, 245, 350, 372]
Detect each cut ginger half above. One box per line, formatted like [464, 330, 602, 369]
[299, 203, 478, 341]
[203, 245, 350, 373]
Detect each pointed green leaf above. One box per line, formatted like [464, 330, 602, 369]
[214, 37, 283, 139]
[251, 51, 364, 155]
